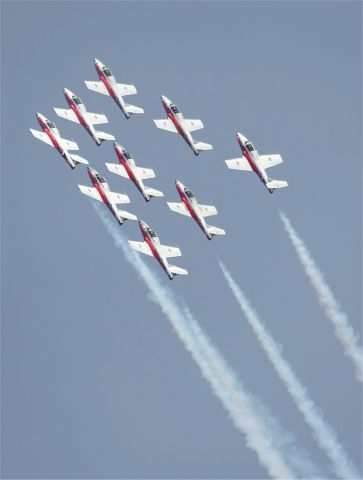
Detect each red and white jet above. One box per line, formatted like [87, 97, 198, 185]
[30, 113, 89, 169]
[167, 181, 225, 240]
[54, 88, 115, 146]
[85, 58, 144, 119]
[225, 133, 288, 193]
[154, 95, 213, 156]
[78, 167, 137, 225]
[129, 220, 188, 280]
[105, 142, 163, 202]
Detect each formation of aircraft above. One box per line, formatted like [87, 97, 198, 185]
[78, 167, 137, 225]
[167, 181, 225, 240]
[85, 58, 144, 119]
[225, 132, 288, 193]
[30, 57, 288, 279]
[30, 113, 89, 169]
[129, 221, 188, 280]
[54, 88, 115, 146]
[154, 96, 213, 156]
[105, 142, 163, 202]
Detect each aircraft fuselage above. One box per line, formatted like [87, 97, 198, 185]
[95, 60, 129, 119]
[139, 221, 174, 280]
[114, 144, 150, 201]
[64, 89, 101, 146]
[87, 168, 122, 224]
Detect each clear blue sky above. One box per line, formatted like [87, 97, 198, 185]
[1, 1, 361, 478]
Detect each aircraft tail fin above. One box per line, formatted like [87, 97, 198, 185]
[117, 209, 137, 222]
[144, 187, 164, 198]
[125, 104, 144, 115]
[193, 141, 213, 153]
[96, 131, 115, 141]
[70, 154, 89, 166]
[206, 225, 226, 237]
[168, 265, 188, 278]
[266, 179, 288, 192]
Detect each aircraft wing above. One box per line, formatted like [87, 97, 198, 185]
[30, 129, 53, 146]
[135, 167, 155, 180]
[78, 185, 103, 202]
[108, 191, 130, 205]
[117, 83, 137, 96]
[167, 202, 191, 217]
[198, 204, 218, 217]
[183, 119, 204, 132]
[225, 157, 252, 171]
[257, 154, 283, 170]
[128, 240, 153, 256]
[105, 162, 129, 178]
[84, 80, 109, 96]
[153, 118, 178, 133]
[54, 108, 80, 123]
[60, 137, 79, 151]
[159, 244, 182, 258]
[85, 112, 108, 125]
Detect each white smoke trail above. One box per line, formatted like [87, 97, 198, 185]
[93, 204, 312, 479]
[219, 262, 360, 480]
[280, 212, 363, 383]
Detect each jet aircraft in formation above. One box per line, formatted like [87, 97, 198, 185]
[30, 57, 288, 279]
[85, 58, 144, 119]
[78, 167, 137, 225]
[30, 113, 89, 169]
[225, 133, 288, 193]
[154, 96, 213, 156]
[129, 221, 188, 280]
[105, 142, 163, 202]
[167, 181, 225, 240]
[54, 88, 115, 146]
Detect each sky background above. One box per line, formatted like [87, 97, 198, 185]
[1, 1, 362, 478]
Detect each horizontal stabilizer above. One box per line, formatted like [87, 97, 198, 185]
[194, 141, 213, 152]
[168, 265, 188, 276]
[117, 210, 137, 222]
[225, 157, 252, 171]
[30, 129, 53, 146]
[144, 187, 164, 198]
[207, 225, 226, 236]
[266, 179, 288, 190]
[96, 131, 115, 141]
[125, 104, 144, 115]
[105, 162, 129, 178]
[70, 154, 89, 165]
[84, 80, 109, 96]
[154, 118, 178, 133]
[167, 202, 191, 216]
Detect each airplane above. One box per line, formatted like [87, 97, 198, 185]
[167, 180, 225, 240]
[30, 113, 89, 169]
[85, 58, 144, 119]
[129, 220, 188, 280]
[153, 95, 213, 156]
[54, 88, 115, 146]
[105, 142, 164, 202]
[225, 133, 288, 193]
[78, 167, 137, 225]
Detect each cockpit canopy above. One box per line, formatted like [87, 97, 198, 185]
[147, 228, 157, 238]
[185, 189, 194, 199]
[122, 150, 132, 160]
[103, 67, 112, 77]
[245, 142, 255, 153]
[170, 104, 180, 114]
[46, 120, 55, 129]
[73, 96, 82, 105]
[95, 173, 106, 183]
